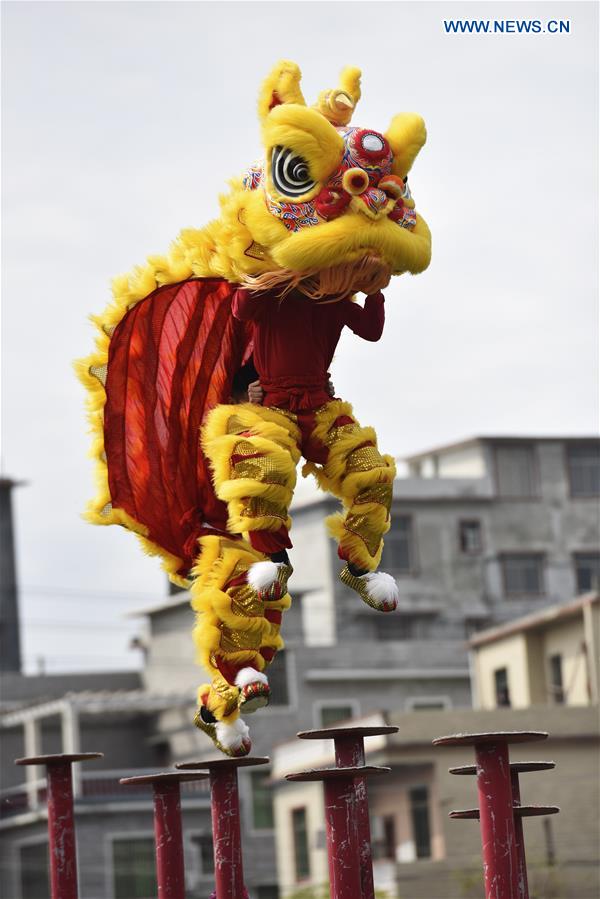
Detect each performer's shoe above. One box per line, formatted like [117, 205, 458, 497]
[339, 565, 398, 613]
[193, 703, 252, 757]
[247, 560, 293, 601]
[235, 667, 270, 714]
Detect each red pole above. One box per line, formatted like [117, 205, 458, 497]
[433, 731, 548, 899]
[298, 724, 398, 899]
[153, 780, 185, 899]
[15, 752, 103, 899]
[286, 764, 390, 899]
[121, 772, 207, 899]
[334, 735, 373, 899]
[324, 774, 362, 898]
[46, 762, 78, 899]
[476, 741, 520, 899]
[209, 765, 244, 899]
[511, 771, 529, 899]
[176, 755, 268, 899]
[447, 760, 555, 899]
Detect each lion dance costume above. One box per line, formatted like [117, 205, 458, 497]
[78, 61, 431, 756]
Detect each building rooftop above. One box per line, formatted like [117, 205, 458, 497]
[1, 670, 143, 706]
[468, 592, 599, 649]
[403, 434, 599, 463]
[0, 688, 192, 726]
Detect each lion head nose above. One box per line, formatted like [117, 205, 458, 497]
[342, 168, 370, 196]
[363, 187, 389, 213]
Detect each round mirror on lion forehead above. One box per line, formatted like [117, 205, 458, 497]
[344, 127, 393, 177]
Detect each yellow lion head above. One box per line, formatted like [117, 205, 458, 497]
[136, 61, 431, 299]
[210, 60, 431, 295]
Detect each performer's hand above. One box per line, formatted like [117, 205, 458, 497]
[248, 380, 264, 404]
[327, 378, 335, 397]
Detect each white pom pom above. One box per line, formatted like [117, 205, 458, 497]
[235, 667, 269, 689]
[247, 560, 279, 592]
[363, 571, 399, 604]
[215, 717, 250, 751]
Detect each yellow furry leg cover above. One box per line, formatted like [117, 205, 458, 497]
[303, 401, 396, 572]
[202, 403, 301, 538]
[190, 535, 291, 724]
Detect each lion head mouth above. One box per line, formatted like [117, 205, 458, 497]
[242, 254, 391, 300]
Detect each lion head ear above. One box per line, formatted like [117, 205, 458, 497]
[385, 113, 427, 178]
[258, 60, 306, 122]
[313, 65, 361, 127]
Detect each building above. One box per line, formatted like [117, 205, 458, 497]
[300, 435, 599, 646]
[470, 592, 600, 710]
[1, 435, 598, 897]
[270, 593, 600, 899]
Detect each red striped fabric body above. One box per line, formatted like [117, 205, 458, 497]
[104, 277, 251, 575]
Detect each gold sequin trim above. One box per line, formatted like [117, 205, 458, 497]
[240, 497, 288, 523]
[220, 625, 262, 653]
[229, 583, 263, 618]
[211, 673, 240, 717]
[343, 512, 382, 557]
[346, 445, 384, 473]
[245, 241, 267, 260]
[233, 439, 260, 456]
[353, 483, 393, 513]
[227, 415, 249, 435]
[325, 422, 360, 446]
[232, 456, 288, 485]
[89, 363, 108, 386]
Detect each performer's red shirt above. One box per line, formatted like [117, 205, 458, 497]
[231, 287, 385, 411]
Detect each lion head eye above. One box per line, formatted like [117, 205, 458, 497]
[271, 146, 316, 197]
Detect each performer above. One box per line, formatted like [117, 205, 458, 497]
[78, 61, 431, 756]
[209, 283, 399, 603]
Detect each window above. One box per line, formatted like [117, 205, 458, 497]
[113, 838, 157, 899]
[548, 654, 565, 704]
[292, 808, 310, 881]
[407, 697, 451, 711]
[374, 613, 435, 641]
[256, 888, 279, 899]
[501, 554, 544, 595]
[268, 650, 289, 706]
[567, 444, 600, 497]
[494, 667, 511, 707]
[409, 787, 431, 858]
[191, 834, 214, 875]
[250, 769, 274, 829]
[459, 520, 482, 554]
[495, 445, 537, 497]
[381, 515, 415, 573]
[372, 815, 396, 860]
[573, 552, 600, 593]
[319, 705, 354, 728]
[19, 842, 49, 899]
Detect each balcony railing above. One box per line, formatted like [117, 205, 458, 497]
[0, 768, 210, 820]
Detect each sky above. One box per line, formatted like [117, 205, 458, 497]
[1, 1, 598, 674]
